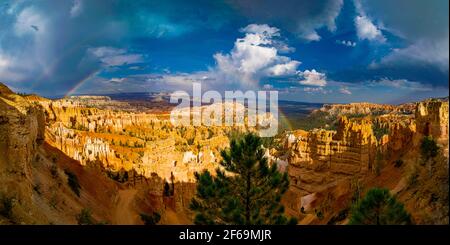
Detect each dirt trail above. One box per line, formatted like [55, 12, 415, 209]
[113, 189, 139, 225]
[163, 208, 191, 224]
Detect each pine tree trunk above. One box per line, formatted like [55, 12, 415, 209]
[246, 171, 250, 224]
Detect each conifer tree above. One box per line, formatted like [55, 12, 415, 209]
[349, 188, 412, 225]
[190, 133, 297, 225]
[421, 136, 439, 160]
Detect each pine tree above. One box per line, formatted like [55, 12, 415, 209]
[349, 188, 412, 225]
[421, 136, 439, 160]
[76, 208, 94, 225]
[190, 133, 297, 225]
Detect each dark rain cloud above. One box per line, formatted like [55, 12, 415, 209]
[228, 0, 344, 41]
[0, 0, 234, 96]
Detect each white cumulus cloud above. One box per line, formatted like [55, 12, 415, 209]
[299, 69, 327, 86]
[239, 24, 280, 37]
[336, 40, 356, 47]
[355, 15, 386, 42]
[266, 61, 301, 76]
[87, 24, 329, 93]
[213, 24, 301, 86]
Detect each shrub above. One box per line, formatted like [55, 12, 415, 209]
[420, 136, 439, 160]
[0, 195, 14, 219]
[65, 169, 81, 197]
[300, 207, 305, 214]
[187, 137, 195, 145]
[140, 212, 161, 225]
[315, 209, 324, 220]
[394, 159, 403, 168]
[51, 153, 58, 163]
[50, 164, 58, 178]
[106, 168, 129, 183]
[50, 194, 58, 209]
[372, 124, 389, 141]
[261, 137, 275, 148]
[327, 208, 349, 225]
[76, 208, 94, 225]
[117, 168, 129, 183]
[407, 163, 419, 187]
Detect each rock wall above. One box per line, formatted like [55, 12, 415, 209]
[286, 117, 376, 198]
[33, 97, 235, 183]
[414, 99, 449, 146]
[375, 115, 415, 158]
[283, 99, 449, 221]
[0, 83, 45, 203]
[316, 102, 414, 117]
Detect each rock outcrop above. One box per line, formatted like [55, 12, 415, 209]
[0, 83, 138, 224]
[374, 115, 415, 158]
[31, 96, 238, 183]
[0, 84, 45, 202]
[414, 99, 449, 146]
[285, 117, 376, 198]
[316, 102, 414, 117]
[282, 99, 449, 224]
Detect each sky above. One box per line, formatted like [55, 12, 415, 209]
[0, 0, 448, 103]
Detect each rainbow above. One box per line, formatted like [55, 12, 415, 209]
[278, 109, 294, 133]
[30, 28, 109, 95]
[64, 70, 98, 97]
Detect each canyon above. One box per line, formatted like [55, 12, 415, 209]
[281, 100, 448, 224]
[0, 82, 448, 224]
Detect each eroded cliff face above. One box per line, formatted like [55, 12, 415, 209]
[283, 117, 377, 213]
[414, 100, 449, 148]
[375, 115, 416, 159]
[29, 96, 259, 221]
[316, 102, 415, 117]
[38, 98, 234, 183]
[35, 95, 275, 183]
[282, 99, 448, 224]
[0, 83, 45, 208]
[1, 84, 120, 224]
